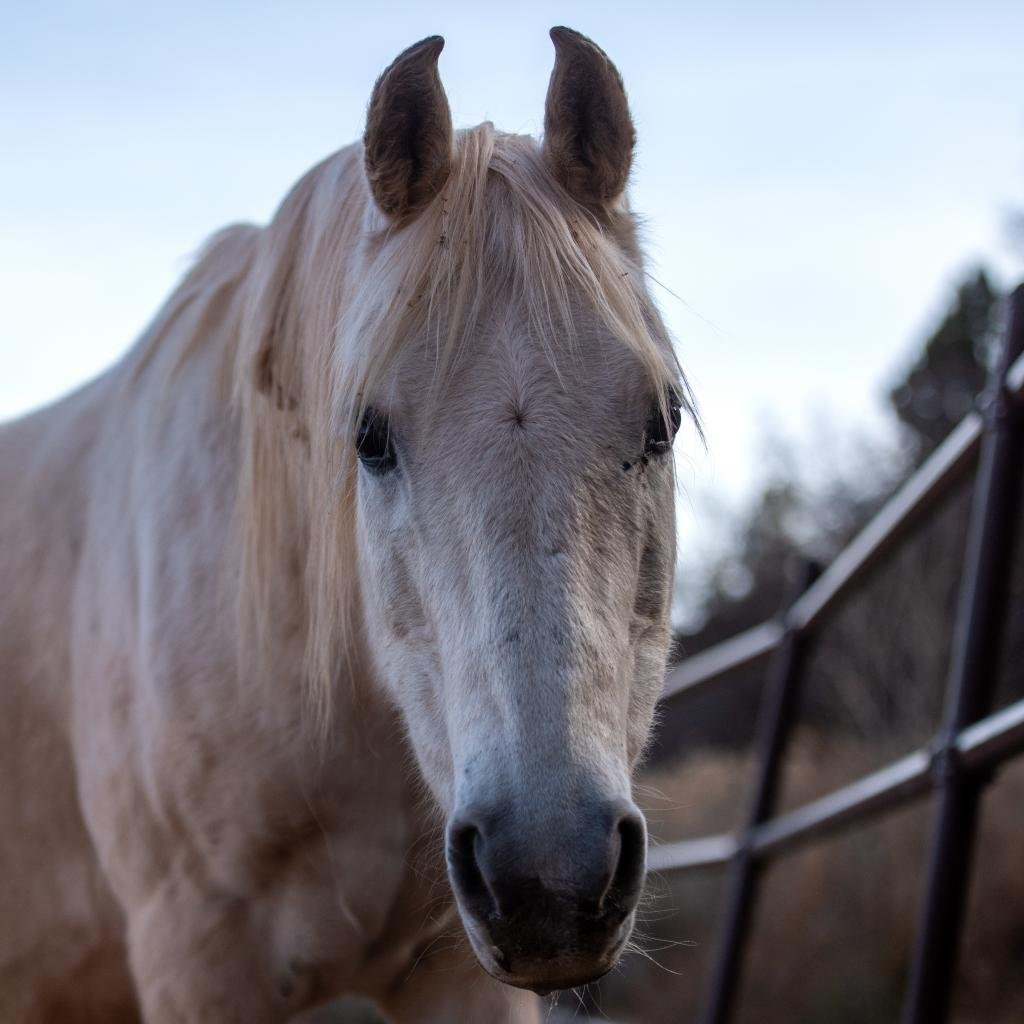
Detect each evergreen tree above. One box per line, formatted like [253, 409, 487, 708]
[888, 269, 998, 462]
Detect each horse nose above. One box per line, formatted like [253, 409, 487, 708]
[446, 799, 646, 920]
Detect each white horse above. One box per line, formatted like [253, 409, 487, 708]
[0, 27, 689, 1023]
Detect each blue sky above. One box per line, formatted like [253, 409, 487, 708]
[2, 2, 1023, 538]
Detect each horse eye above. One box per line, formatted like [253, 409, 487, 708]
[356, 408, 397, 475]
[643, 386, 683, 458]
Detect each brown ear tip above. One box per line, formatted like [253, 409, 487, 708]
[413, 34, 445, 58]
[391, 34, 445, 68]
[549, 26, 583, 48]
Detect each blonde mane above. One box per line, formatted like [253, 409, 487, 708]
[226, 122, 687, 722]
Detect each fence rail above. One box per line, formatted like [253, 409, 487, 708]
[653, 284, 1024, 1024]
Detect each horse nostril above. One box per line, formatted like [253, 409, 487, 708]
[607, 806, 646, 911]
[446, 820, 498, 921]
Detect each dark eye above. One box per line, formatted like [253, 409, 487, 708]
[356, 407, 397, 475]
[643, 386, 683, 458]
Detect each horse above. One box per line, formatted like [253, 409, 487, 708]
[0, 27, 691, 1023]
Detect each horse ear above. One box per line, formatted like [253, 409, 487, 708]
[364, 36, 453, 221]
[542, 27, 636, 207]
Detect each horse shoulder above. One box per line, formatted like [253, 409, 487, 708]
[0, 372, 140, 1019]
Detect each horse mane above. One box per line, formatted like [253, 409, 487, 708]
[228, 122, 691, 726]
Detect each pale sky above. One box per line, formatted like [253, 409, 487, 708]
[3, 2, 1023, 543]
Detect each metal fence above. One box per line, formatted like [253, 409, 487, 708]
[651, 283, 1024, 1024]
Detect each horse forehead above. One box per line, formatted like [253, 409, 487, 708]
[416, 387, 632, 519]
[439, 320, 648, 423]
[428, 368, 631, 465]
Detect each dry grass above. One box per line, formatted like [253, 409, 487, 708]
[588, 734, 1024, 1024]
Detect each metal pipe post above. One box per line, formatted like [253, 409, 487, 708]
[901, 285, 1024, 1024]
[699, 560, 820, 1024]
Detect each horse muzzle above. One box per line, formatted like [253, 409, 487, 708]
[445, 797, 646, 991]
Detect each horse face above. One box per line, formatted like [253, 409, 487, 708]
[354, 308, 679, 991]
[351, 30, 682, 993]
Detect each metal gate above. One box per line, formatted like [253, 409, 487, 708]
[651, 284, 1024, 1024]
